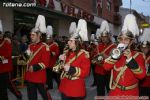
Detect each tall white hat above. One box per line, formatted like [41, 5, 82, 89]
[0, 19, 3, 33]
[69, 22, 76, 35]
[139, 28, 150, 47]
[32, 15, 46, 34]
[70, 19, 88, 41]
[46, 25, 53, 39]
[99, 20, 110, 36]
[120, 14, 139, 38]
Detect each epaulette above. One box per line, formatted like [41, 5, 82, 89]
[80, 49, 90, 58]
[146, 56, 150, 63]
[133, 51, 145, 59]
[54, 42, 59, 46]
[4, 38, 11, 44]
[42, 43, 50, 51]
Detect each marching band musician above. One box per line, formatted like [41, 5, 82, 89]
[104, 14, 146, 98]
[46, 25, 60, 89]
[0, 20, 22, 100]
[139, 28, 150, 97]
[58, 19, 90, 100]
[93, 20, 116, 96]
[89, 33, 98, 87]
[24, 15, 51, 100]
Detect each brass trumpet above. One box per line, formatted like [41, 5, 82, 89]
[53, 60, 64, 73]
[91, 54, 104, 65]
[53, 44, 69, 73]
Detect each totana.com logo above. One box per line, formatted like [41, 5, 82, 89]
[3, 2, 36, 7]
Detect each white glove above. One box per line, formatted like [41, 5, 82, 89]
[63, 64, 70, 71]
[117, 43, 128, 51]
[26, 49, 32, 56]
[59, 54, 66, 61]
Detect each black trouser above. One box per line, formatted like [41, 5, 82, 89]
[96, 73, 110, 96]
[46, 68, 60, 89]
[26, 82, 51, 100]
[91, 63, 97, 85]
[140, 87, 150, 97]
[0, 72, 9, 100]
[61, 93, 84, 100]
[8, 72, 22, 99]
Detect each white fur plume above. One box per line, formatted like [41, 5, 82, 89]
[90, 34, 95, 41]
[139, 28, 150, 43]
[35, 15, 46, 33]
[121, 14, 139, 37]
[69, 22, 76, 35]
[76, 19, 88, 41]
[46, 25, 53, 39]
[99, 20, 110, 34]
[96, 28, 101, 38]
[0, 19, 3, 32]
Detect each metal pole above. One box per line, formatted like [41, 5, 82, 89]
[130, 0, 132, 13]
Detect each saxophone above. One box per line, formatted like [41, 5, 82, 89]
[53, 44, 69, 73]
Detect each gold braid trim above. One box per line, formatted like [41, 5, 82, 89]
[114, 66, 123, 72]
[109, 66, 128, 90]
[80, 49, 90, 58]
[109, 52, 142, 90]
[146, 56, 150, 64]
[132, 67, 143, 74]
[147, 73, 150, 76]
[0, 56, 4, 61]
[38, 63, 46, 69]
[60, 50, 84, 80]
[105, 57, 117, 65]
[131, 52, 143, 74]
[73, 67, 81, 77]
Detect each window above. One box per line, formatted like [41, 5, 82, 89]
[107, 0, 111, 12]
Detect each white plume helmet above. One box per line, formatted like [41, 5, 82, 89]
[96, 28, 101, 39]
[70, 19, 88, 41]
[69, 22, 76, 35]
[139, 28, 150, 42]
[34, 15, 46, 33]
[46, 25, 53, 39]
[139, 28, 150, 47]
[121, 14, 139, 37]
[99, 20, 110, 36]
[76, 19, 88, 41]
[0, 19, 3, 32]
[90, 34, 95, 41]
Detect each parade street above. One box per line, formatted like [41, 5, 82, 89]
[8, 72, 97, 100]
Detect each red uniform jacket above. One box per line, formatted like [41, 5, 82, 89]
[104, 51, 146, 96]
[25, 42, 50, 84]
[48, 42, 59, 68]
[59, 49, 90, 97]
[140, 55, 150, 87]
[94, 43, 116, 75]
[0, 39, 13, 73]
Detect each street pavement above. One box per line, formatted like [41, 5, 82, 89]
[8, 71, 97, 100]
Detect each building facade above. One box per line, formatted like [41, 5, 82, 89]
[0, 0, 122, 37]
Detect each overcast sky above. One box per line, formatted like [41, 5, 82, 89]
[122, 0, 150, 16]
